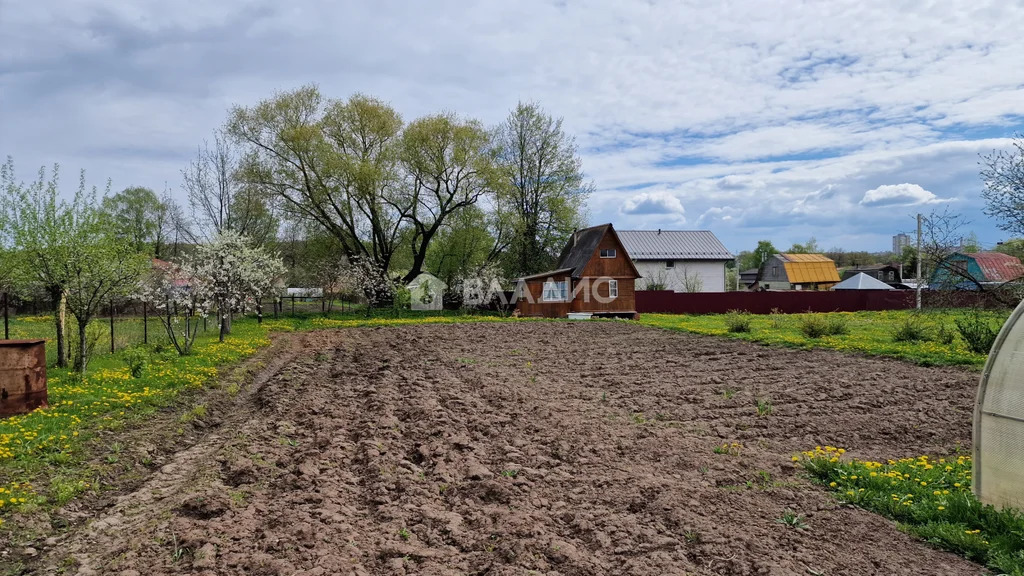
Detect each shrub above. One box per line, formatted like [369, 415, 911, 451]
[936, 323, 956, 345]
[799, 314, 849, 338]
[956, 313, 999, 355]
[892, 315, 931, 343]
[724, 310, 752, 333]
[123, 347, 149, 378]
[825, 316, 849, 336]
[799, 315, 828, 338]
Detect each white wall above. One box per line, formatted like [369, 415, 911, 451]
[634, 260, 727, 292]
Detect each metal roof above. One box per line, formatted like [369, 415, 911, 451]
[969, 252, 1024, 283]
[775, 254, 841, 284]
[832, 272, 894, 290]
[617, 230, 733, 260]
[779, 253, 834, 263]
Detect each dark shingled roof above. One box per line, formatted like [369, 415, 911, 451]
[518, 223, 639, 281]
[555, 224, 612, 278]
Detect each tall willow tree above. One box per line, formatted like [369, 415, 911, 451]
[399, 113, 497, 282]
[228, 87, 408, 293]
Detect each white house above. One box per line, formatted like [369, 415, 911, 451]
[617, 229, 733, 292]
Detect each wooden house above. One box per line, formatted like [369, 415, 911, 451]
[515, 223, 641, 318]
[757, 253, 840, 291]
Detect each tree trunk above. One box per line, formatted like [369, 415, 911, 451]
[219, 312, 230, 342]
[74, 317, 88, 373]
[54, 289, 68, 368]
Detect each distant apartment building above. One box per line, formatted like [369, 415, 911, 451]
[892, 233, 911, 254]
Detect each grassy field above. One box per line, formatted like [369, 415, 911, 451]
[799, 446, 1024, 575]
[638, 309, 1010, 368]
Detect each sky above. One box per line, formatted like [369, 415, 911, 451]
[3, 0, 1024, 255]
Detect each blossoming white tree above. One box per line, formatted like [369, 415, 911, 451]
[139, 260, 212, 356]
[192, 232, 285, 341]
[141, 232, 284, 352]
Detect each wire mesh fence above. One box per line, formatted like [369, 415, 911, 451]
[0, 294, 360, 367]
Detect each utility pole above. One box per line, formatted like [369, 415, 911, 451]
[916, 213, 923, 310]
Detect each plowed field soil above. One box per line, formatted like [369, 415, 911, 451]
[30, 322, 985, 575]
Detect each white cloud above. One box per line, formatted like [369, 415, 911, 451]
[859, 183, 942, 206]
[620, 191, 685, 218]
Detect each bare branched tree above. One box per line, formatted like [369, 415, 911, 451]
[980, 134, 1024, 238]
[182, 130, 277, 245]
[921, 207, 1019, 306]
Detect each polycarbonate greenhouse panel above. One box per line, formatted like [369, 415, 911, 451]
[975, 301, 1024, 510]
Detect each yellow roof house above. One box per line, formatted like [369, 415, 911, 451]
[758, 253, 841, 290]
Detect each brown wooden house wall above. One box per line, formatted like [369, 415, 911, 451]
[515, 226, 640, 318]
[516, 274, 572, 318]
[580, 232, 637, 278]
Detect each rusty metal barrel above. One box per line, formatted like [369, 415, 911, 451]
[0, 339, 48, 417]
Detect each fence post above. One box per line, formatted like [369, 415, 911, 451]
[291, 295, 295, 316]
[142, 302, 148, 344]
[3, 291, 8, 340]
[257, 300, 263, 325]
[109, 300, 115, 353]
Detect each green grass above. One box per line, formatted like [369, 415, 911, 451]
[638, 309, 1010, 367]
[797, 446, 1024, 575]
[0, 308, 531, 528]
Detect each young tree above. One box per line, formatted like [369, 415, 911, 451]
[139, 259, 212, 356]
[2, 159, 77, 366]
[190, 232, 285, 341]
[2, 158, 147, 370]
[399, 113, 497, 282]
[493, 102, 590, 277]
[61, 218, 148, 372]
[980, 134, 1024, 237]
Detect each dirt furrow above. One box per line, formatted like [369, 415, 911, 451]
[28, 322, 984, 575]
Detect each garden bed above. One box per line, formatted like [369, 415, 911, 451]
[9, 321, 989, 574]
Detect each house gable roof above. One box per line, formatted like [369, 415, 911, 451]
[775, 253, 840, 283]
[553, 223, 640, 279]
[832, 272, 894, 290]
[617, 230, 733, 260]
[968, 252, 1024, 283]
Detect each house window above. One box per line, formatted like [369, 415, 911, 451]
[878, 272, 884, 280]
[665, 260, 675, 269]
[888, 271, 895, 281]
[609, 279, 618, 298]
[600, 248, 616, 258]
[542, 280, 568, 302]
[772, 265, 779, 278]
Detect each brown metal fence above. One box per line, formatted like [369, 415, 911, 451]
[635, 290, 1007, 315]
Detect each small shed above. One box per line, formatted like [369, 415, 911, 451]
[831, 272, 895, 291]
[407, 273, 445, 311]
